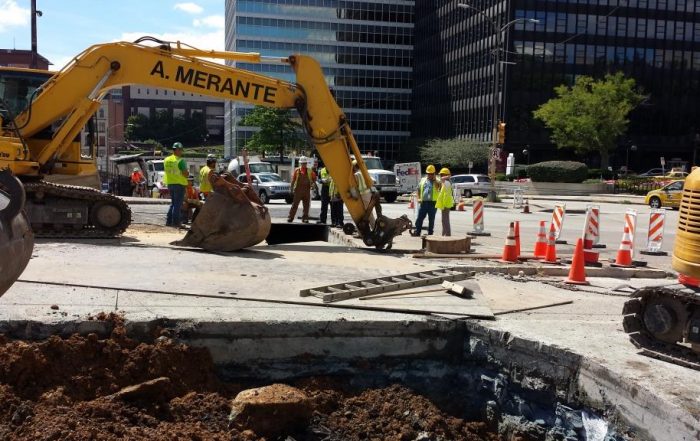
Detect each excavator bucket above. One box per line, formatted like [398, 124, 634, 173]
[0, 170, 34, 296]
[173, 175, 271, 252]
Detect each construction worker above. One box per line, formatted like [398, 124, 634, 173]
[318, 164, 331, 224]
[329, 174, 344, 228]
[130, 167, 146, 197]
[199, 154, 217, 198]
[163, 141, 189, 228]
[411, 164, 441, 236]
[288, 156, 317, 223]
[436, 167, 454, 236]
[182, 176, 202, 224]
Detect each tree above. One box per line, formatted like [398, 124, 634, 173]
[419, 137, 490, 169]
[239, 106, 307, 157]
[533, 72, 645, 169]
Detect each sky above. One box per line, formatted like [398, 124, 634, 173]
[0, 0, 225, 69]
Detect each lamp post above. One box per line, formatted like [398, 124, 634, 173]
[626, 143, 637, 175]
[30, 0, 43, 69]
[457, 3, 538, 201]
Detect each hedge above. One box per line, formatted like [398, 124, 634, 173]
[528, 161, 588, 183]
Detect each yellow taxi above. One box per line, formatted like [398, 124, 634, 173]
[645, 180, 684, 209]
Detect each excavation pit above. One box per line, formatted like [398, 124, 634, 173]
[0, 316, 647, 441]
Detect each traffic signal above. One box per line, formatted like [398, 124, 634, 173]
[497, 122, 506, 145]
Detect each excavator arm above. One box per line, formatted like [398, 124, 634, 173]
[9, 37, 410, 248]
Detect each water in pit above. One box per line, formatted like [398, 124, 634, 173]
[0, 317, 633, 441]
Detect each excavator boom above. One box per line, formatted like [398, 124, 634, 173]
[0, 37, 409, 249]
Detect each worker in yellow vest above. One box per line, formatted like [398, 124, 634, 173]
[411, 164, 441, 236]
[163, 142, 189, 227]
[288, 156, 317, 223]
[328, 175, 344, 228]
[198, 155, 217, 198]
[436, 167, 454, 236]
[318, 165, 331, 224]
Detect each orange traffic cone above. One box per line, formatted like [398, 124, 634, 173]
[457, 200, 465, 211]
[500, 222, 519, 263]
[543, 223, 559, 264]
[533, 221, 547, 259]
[408, 194, 415, 209]
[611, 227, 634, 267]
[565, 238, 589, 285]
[514, 221, 521, 258]
[522, 199, 530, 214]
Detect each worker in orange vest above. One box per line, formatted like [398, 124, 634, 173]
[287, 156, 317, 223]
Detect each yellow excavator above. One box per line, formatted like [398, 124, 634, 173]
[0, 37, 411, 294]
[623, 169, 700, 369]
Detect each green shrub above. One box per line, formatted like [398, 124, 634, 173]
[587, 168, 614, 180]
[528, 161, 588, 183]
[495, 173, 508, 181]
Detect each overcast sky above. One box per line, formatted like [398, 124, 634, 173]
[0, 0, 225, 69]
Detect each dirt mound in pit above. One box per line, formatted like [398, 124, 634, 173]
[320, 384, 499, 441]
[0, 318, 500, 440]
[0, 315, 218, 402]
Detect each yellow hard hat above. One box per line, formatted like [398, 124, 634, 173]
[352, 160, 358, 167]
[439, 167, 451, 175]
[426, 165, 436, 174]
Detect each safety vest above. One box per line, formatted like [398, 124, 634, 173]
[355, 172, 370, 194]
[418, 177, 439, 202]
[164, 154, 187, 186]
[292, 167, 314, 191]
[199, 166, 212, 193]
[436, 180, 454, 209]
[329, 176, 340, 198]
[319, 167, 330, 186]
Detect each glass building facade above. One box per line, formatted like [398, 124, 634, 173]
[224, 0, 414, 161]
[413, 0, 700, 169]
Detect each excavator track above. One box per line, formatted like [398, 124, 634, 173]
[622, 285, 700, 370]
[22, 180, 132, 238]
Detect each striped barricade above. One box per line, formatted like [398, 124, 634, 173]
[470, 197, 491, 236]
[640, 209, 668, 256]
[551, 203, 567, 244]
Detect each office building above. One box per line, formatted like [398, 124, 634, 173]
[224, 0, 415, 162]
[413, 0, 700, 169]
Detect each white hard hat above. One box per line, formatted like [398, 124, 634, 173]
[133, 167, 140, 172]
[299, 156, 307, 164]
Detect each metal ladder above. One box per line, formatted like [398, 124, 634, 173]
[300, 267, 473, 303]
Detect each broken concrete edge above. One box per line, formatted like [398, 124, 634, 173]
[0, 317, 695, 440]
[465, 322, 699, 441]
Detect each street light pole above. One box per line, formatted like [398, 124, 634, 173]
[457, 3, 538, 201]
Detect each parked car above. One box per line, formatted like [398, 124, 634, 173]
[237, 173, 293, 204]
[638, 168, 665, 177]
[451, 174, 491, 198]
[645, 180, 684, 209]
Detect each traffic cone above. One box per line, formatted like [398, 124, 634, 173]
[582, 232, 600, 267]
[522, 199, 530, 214]
[611, 227, 634, 268]
[514, 221, 521, 258]
[408, 193, 415, 209]
[500, 222, 519, 263]
[543, 223, 559, 264]
[565, 238, 589, 285]
[457, 200, 465, 211]
[533, 221, 547, 259]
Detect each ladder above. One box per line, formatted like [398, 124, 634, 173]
[300, 267, 473, 303]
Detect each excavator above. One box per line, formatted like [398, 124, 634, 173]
[0, 37, 411, 295]
[623, 169, 700, 370]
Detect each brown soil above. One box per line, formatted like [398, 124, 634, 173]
[0, 316, 502, 441]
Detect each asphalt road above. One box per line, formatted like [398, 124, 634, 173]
[134, 197, 676, 247]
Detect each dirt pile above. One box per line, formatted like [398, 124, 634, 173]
[0, 318, 501, 440]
